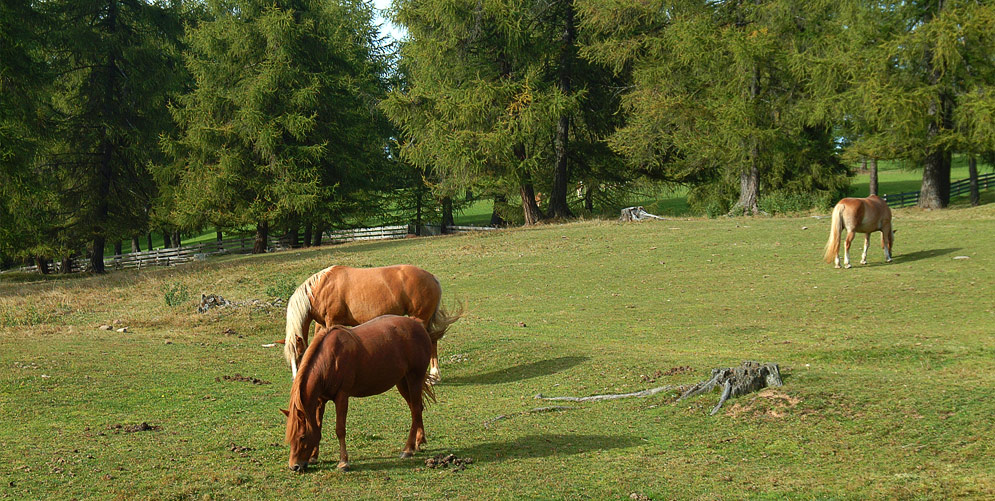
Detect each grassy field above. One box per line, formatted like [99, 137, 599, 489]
[2, 203, 995, 499]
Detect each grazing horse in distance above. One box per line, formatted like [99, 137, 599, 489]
[823, 195, 895, 268]
[283, 264, 460, 382]
[282, 315, 435, 472]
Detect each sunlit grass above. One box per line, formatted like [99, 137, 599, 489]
[3, 200, 994, 499]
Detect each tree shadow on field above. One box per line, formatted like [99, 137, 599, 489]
[441, 356, 588, 386]
[343, 433, 642, 473]
[891, 247, 960, 264]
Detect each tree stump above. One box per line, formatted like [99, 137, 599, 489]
[619, 206, 665, 222]
[677, 361, 783, 415]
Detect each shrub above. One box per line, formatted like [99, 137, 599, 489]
[162, 282, 191, 307]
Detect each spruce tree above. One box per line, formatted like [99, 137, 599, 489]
[163, 0, 388, 250]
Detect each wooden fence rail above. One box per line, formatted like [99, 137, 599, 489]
[882, 172, 995, 208]
[4, 224, 496, 274]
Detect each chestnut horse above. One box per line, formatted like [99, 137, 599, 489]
[283, 265, 460, 382]
[823, 195, 895, 268]
[282, 315, 435, 472]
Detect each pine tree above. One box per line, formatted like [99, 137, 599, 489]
[383, 0, 622, 224]
[163, 0, 388, 250]
[580, 0, 849, 216]
[839, 1, 995, 208]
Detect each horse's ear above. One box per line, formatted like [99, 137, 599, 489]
[280, 408, 290, 417]
[892, 229, 897, 234]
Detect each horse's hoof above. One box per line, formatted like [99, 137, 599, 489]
[337, 463, 350, 472]
[844, 264, 852, 269]
[400, 451, 414, 459]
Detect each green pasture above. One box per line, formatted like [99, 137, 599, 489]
[3, 205, 995, 499]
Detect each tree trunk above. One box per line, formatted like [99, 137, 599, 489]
[490, 194, 506, 227]
[253, 220, 268, 254]
[131, 237, 141, 253]
[919, 1, 952, 209]
[61, 254, 73, 274]
[869, 158, 879, 196]
[162, 230, 171, 249]
[733, 66, 761, 216]
[216, 229, 223, 242]
[302, 222, 312, 248]
[861, 158, 867, 172]
[172, 230, 181, 248]
[36, 257, 50, 275]
[548, 0, 576, 220]
[113, 241, 122, 256]
[312, 224, 323, 247]
[415, 187, 424, 236]
[146, 232, 152, 252]
[735, 162, 760, 215]
[441, 196, 454, 233]
[89, 0, 119, 275]
[969, 156, 979, 206]
[285, 223, 299, 248]
[519, 182, 543, 225]
[920, 148, 951, 209]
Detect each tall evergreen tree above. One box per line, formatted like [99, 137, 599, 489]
[33, 0, 186, 272]
[163, 0, 388, 251]
[838, 1, 995, 208]
[581, 0, 849, 216]
[384, 0, 621, 224]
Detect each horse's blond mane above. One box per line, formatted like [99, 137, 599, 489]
[284, 266, 335, 377]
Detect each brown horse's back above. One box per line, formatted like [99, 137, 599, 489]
[310, 315, 433, 399]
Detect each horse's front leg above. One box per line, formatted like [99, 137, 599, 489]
[310, 400, 326, 463]
[844, 230, 855, 268]
[860, 233, 869, 265]
[334, 394, 349, 471]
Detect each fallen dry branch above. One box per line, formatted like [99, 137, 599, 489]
[677, 361, 783, 415]
[534, 385, 677, 403]
[483, 406, 572, 429]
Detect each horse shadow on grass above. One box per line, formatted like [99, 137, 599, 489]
[331, 433, 642, 473]
[441, 356, 588, 386]
[890, 247, 960, 265]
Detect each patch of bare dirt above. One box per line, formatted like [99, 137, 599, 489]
[725, 388, 800, 418]
[216, 374, 270, 385]
[425, 453, 474, 472]
[641, 365, 693, 383]
[106, 422, 161, 434]
[663, 365, 693, 376]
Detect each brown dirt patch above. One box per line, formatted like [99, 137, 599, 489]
[107, 422, 161, 433]
[425, 453, 474, 472]
[726, 388, 800, 418]
[216, 374, 270, 385]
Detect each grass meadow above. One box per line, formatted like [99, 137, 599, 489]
[2, 202, 995, 499]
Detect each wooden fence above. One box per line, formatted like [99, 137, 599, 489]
[882, 172, 995, 208]
[4, 224, 496, 274]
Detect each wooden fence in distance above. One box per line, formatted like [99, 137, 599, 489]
[5, 224, 495, 274]
[883, 172, 995, 208]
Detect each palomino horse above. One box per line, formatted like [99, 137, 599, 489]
[282, 315, 435, 472]
[283, 264, 460, 382]
[823, 195, 895, 268]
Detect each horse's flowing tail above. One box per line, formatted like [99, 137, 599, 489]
[823, 203, 844, 263]
[421, 371, 437, 405]
[426, 300, 463, 344]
